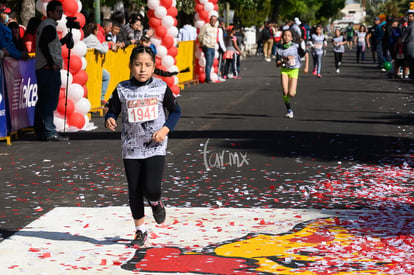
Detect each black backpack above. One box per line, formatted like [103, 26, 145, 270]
[262, 26, 271, 40]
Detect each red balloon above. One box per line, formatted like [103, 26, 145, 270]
[68, 112, 85, 129]
[198, 72, 206, 83]
[214, 4, 219, 10]
[171, 85, 180, 96]
[147, 9, 155, 18]
[61, 45, 69, 59]
[167, 7, 178, 17]
[214, 66, 218, 73]
[199, 10, 209, 22]
[82, 85, 88, 97]
[160, 0, 172, 8]
[155, 25, 167, 38]
[72, 70, 88, 86]
[57, 98, 75, 117]
[149, 17, 161, 29]
[59, 88, 66, 99]
[155, 57, 162, 67]
[213, 58, 219, 67]
[167, 46, 178, 57]
[74, 12, 85, 28]
[211, 0, 218, 3]
[162, 36, 174, 49]
[195, 4, 204, 13]
[64, 54, 82, 74]
[62, 0, 78, 17]
[163, 76, 174, 87]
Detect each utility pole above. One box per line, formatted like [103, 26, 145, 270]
[95, 0, 101, 24]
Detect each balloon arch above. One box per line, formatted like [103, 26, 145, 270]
[35, 0, 218, 130]
[147, 0, 219, 89]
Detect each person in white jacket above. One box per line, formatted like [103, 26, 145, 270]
[82, 22, 110, 104]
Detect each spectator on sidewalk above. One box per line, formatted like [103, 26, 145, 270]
[178, 19, 197, 41]
[97, 19, 112, 43]
[373, 16, 386, 69]
[401, 11, 414, 79]
[106, 20, 125, 51]
[198, 15, 218, 83]
[119, 14, 143, 47]
[262, 21, 274, 62]
[82, 22, 110, 104]
[34, 0, 73, 141]
[0, 4, 29, 60]
[8, 21, 24, 51]
[22, 16, 41, 53]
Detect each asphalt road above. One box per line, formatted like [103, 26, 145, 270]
[1, 46, 413, 241]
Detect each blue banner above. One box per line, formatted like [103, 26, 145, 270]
[0, 60, 7, 138]
[3, 57, 38, 132]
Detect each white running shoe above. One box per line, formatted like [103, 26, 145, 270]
[336, 69, 340, 73]
[284, 110, 294, 119]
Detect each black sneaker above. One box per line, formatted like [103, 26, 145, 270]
[131, 230, 147, 247]
[150, 200, 166, 224]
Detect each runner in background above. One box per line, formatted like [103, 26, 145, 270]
[332, 28, 346, 73]
[275, 29, 308, 119]
[345, 22, 354, 49]
[309, 25, 327, 78]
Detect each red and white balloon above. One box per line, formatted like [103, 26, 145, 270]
[36, 0, 91, 131]
[147, 0, 180, 96]
[194, 0, 219, 83]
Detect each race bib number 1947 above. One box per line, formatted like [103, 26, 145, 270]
[127, 97, 159, 123]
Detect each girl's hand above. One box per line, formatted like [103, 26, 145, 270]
[105, 117, 117, 131]
[152, 126, 170, 143]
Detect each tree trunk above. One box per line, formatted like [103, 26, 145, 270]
[21, 0, 35, 27]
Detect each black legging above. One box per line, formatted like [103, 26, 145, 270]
[334, 52, 343, 69]
[123, 156, 165, 220]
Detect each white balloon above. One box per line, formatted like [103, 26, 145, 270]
[195, 20, 204, 29]
[74, 98, 91, 115]
[60, 70, 73, 88]
[199, 0, 208, 4]
[215, 50, 219, 59]
[161, 55, 175, 69]
[209, 10, 219, 18]
[156, 45, 167, 58]
[67, 83, 84, 103]
[167, 65, 178, 72]
[72, 41, 87, 57]
[172, 0, 177, 7]
[81, 57, 87, 70]
[57, 15, 67, 33]
[173, 75, 178, 85]
[167, 26, 178, 38]
[210, 72, 218, 82]
[53, 116, 66, 131]
[148, 0, 160, 10]
[154, 6, 167, 19]
[40, 1, 48, 16]
[82, 115, 90, 130]
[77, 0, 82, 13]
[161, 16, 174, 28]
[150, 37, 162, 47]
[198, 57, 206, 67]
[72, 28, 82, 43]
[41, 0, 50, 3]
[204, 2, 214, 12]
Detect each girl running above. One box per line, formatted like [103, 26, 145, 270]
[105, 46, 181, 247]
[309, 25, 327, 78]
[223, 26, 241, 79]
[275, 29, 308, 119]
[354, 25, 369, 63]
[332, 29, 346, 73]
